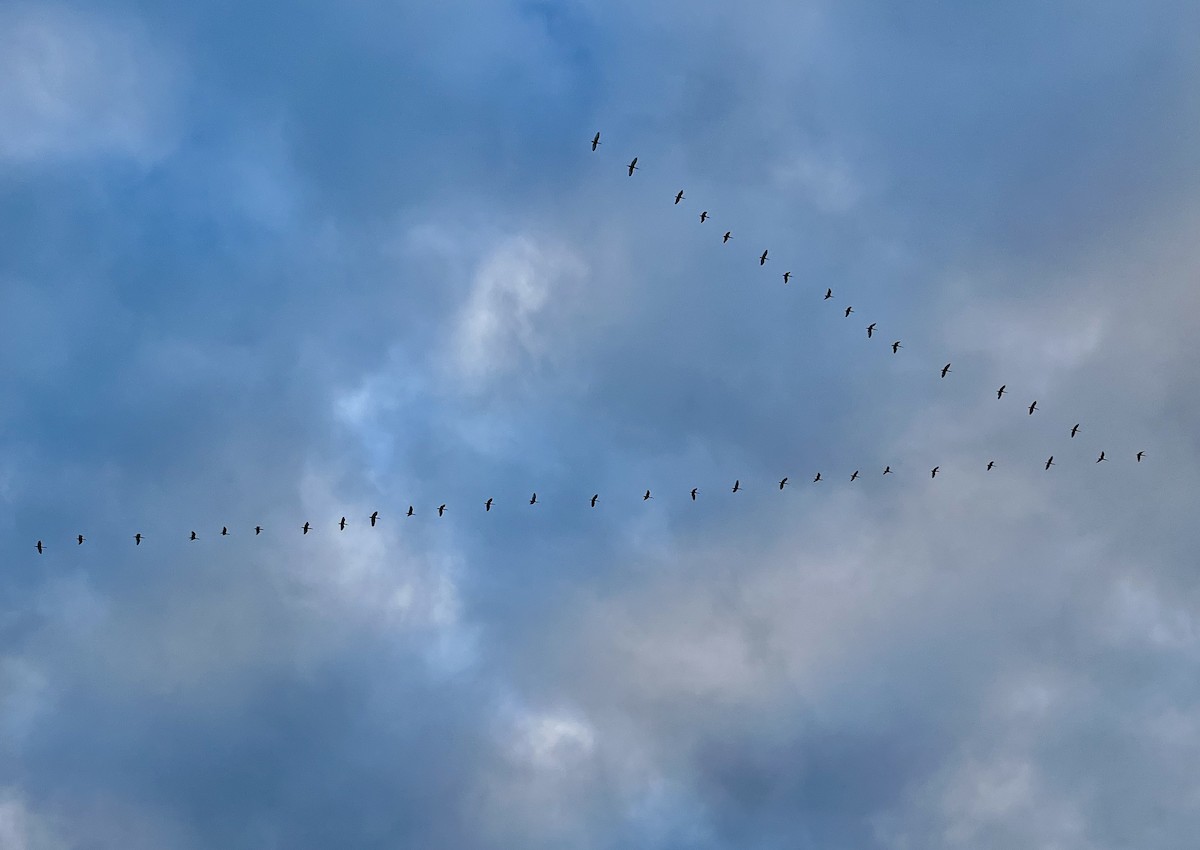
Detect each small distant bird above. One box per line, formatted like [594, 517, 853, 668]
[255, 526, 263, 535]
[370, 511, 379, 527]
[997, 385, 1007, 399]
[190, 531, 198, 541]
[77, 534, 84, 545]
[844, 306, 854, 317]
[1045, 456, 1055, 470]
[824, 288, 833, 300]
[1096, 451, 1107, 463]
[338, 517, 347, 531]
[591, 494, 599, 507]
[813, 472, 822, 483]
[438, 504, 447, 517]
[591, 131, 601, 151]
[941, 363, 952, 378]
[732, 480, 741, 493]
[674, 189, 685, 204]
[892, 341, 901, 354]
[35, 540, 44, 554]
[783, 271, 791, 284]
[883, 466, 892, 475]
[1070, 424, 1081, 438]
[221, 526, 229, 536]
[931, 466, 940, 479]
[643, 489, 653, 501]
[723, 231, 732, 243]
[759, 249, 769, 265]
[302, 522, 312, 534]
[1136, 451, 1146, 462]
[485, 498, 493, 512]
[866, 323, 876, 338]
[627, 157, 638, 176]
[700, 210, 708, 223]
[850, 470, 859, 481]
[690, 488, 698, 501]
[1028, 400, 1038, 415]
[779, 477, 788, 490]
[987, 461, 995, 471]
[134, 533, 143, 546]
[530, 493, 538, 505]
[407, 506, 415, 517]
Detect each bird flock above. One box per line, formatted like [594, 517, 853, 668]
[21, 131, 1151, 556]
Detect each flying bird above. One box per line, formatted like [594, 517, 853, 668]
[674, 189, 685, 204]
[530, 493, 538, 505]
[255, 526, 263, 535]
[813, 472, 822, 483]
[892, 341, 901, 354]
[591, 494, 599, 507]
[302, 522, 311, 534]
[779, 477, 788, 490]
[759, 249, 769, 265]
[690, 488, 698, 501]
[221, 526, 229, 536]
[643, 489, 653, 501]
[369, 511, 379, 527]
[931, 466, 940, 479]
[591, 131, 601, 151]
[134, 533, 143, 546]
[190, 531, 198, 541]
[844, 306, 854, 317]
[338, 517, 347, 531]
[824, 288, 833, 300]
[941, 363, 952, 378]
[1096, 451, 1107, 463]
[732, 480, 741, 493]
[407, 506, 415, 517]
[1070, 423, 1081, 438]
[1137, 451, 1146, 462]
[35, 540, 44, 554]
[782, 271, 791, 284]
[485, 498, 493, 511]
[1028, 400, 1038, 415]
[866, 323, 876, 338]
[997, 385, 1007, 399]
[850, 470, 859, 481]
[627, 157, 638, 176]
[700, 211, 708, 223]
[987, 461, 995, 471]
[723, 231, 732, 243]
[882, 466, 892, 475]
[76, 534, 84, 545]
[438, 504, 447, 516]
[1045, 456, 1055, 470]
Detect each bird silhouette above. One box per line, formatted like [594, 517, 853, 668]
[1096, 451, 1107, 462]
[485, 498, 493, 511]
[779, 477, 788, 490]
[35, 540, 44, 554]
[221, 526, 229, 536]
[850, 470, 859, 481]
[690, 488, 698, 501]
[759, 249, 769, 265]
[1045, 456, 1055, 470]
[1028, 400, 1038, 415]
[1136, 451, 1146, 462]
[255, 526, 263, 535]
[590, 494, 599, 507]
[407, 506, 415, 517]
[866, 323, 876, 338]
[134, 533, 143, 546]
[643, 489, 653, 501]
[844, 306, 854, 317]
[302, 522, 311, 534]
[883, 465, 892, 475]
[77, 534, 84, 545]
[892, 341, 901, 353]
[370, 511, 379, 527]
[997, 385, 1007, 399]
[530, 493, 538, 505]
[732, 480, 741, 493]
[813, 472, 822, 483]
[190, 531, 198, 541]
[674, 189, 685, 204]
[438, 504, 447, 516]
[987, 461, 995, 471]
[940, 363, 952, 378]
[824, 288, 833, 300]
[931, 466, 940, 479]
[723, 231, 732, 243]
[627, 157, 638, 176]
[1070, 424, 1081, 438]
[591, 131, 601, 151]
[700, 211, 708, 223]
[338, 517, 347, 531]
[782, 271, 791, 284]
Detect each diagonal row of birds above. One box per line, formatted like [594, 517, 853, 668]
[29, 450, 1148, 554]
[589, 130, 1145, 460]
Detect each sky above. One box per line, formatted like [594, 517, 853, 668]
[1, 1, 1199, 847]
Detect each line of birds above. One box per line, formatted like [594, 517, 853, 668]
[29, 451, 1148, 554]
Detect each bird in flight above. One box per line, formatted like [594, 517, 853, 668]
[997, 385, 1007, 399]
[370, 511, 379, 527]
[1045, 456, 1055, 470]
[591, 131, 601, 151]
[882, 466, 892, 475]
[485, 498, 493, 512]
[190, 531, 198, 541]
[530, 493, 538, 505]
[77, 534, 84, 545]
[438, 504, 447, 516]
[824, 288, 833, 300]
[940, 363, 952, 378]
[1136, 451, 1146, 462]
[987, 461, 995, 471]
[255, 526, 263, 535]
[302, 522, 312, 534]
[690, 488, 698, 501]
[723, 231, 732, 243]
[892, 341, 901, 354]
[866, 323, 876, 338]
[1071, 424, 1081, 438]
[590, 494, 599, 507]
[134, 533, 143, 546]
[850, 470, 859, 482]
[674, 189, 685, 204]
[931, 466, 940, 479]
[813, 472, 822, 483]
[1028, 400, 1038, 415]
[643, 489, 653, 501]
[35, 540, 44, 554]
[844, 306, 854, 317]
[627, 157, 638, 176]
[338, 517, 347, 531]
[759, 249, 769, 266]
[222, 526, 229, 536]
[732, 480, 741, 493]
[700, 211, 708, 223]
[783, 271, 791, 284]
[1096, 451, 1107, 463]
[407, 505, 415, 517]
[779, 477, 788, 490]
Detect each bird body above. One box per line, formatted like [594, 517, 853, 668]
[407, 506, 415, 517]
[77, 534, 84, 545]
[338, 517, 347, 530]
[438, 504, 447, 516]
[35, 540, 44, 554]
[723, 231, 732, 243]
[370, 511, 379, 527]
[1071, 424, 1080, 438]
[530, 493, 537, 505]
[1045, 456, 1055, 470]
[892, 341, 901, 353]
[674, 189, 684, 204]
[931, 466, 940, 479]
[779, 477, 788, 489]
[255, 526, 263, 535]
[824, 288, 833, 300]
[1137, 451, 1145, 462]
[997, 385, 1007, 399]
[222, 526, 229, 536]
[485, 498, 493, 511]
[783, 271, 791, 284]
[844, 306, 853, 317]
[302, 522, 311, 534]
[190, 531, 197, 541]
[850, 470, 859, 481]
[134, 533, 143, 546]
[700, 211, 708, 222]
[882, 466, 892, 475]
[1096, 452, 1106, 462]
[591, 494, 599, 507]
[690, 488, 698, 501]
[732, 480, 741, 493]
[759, 249, 769, 265]
[987, 461, 995, 471]
[627, 157, 638, 176]
[940, 363, 951, 378]
[813, 472, 821, 483]
[1028, 401, 1038, 415]
[866, 323, 876, 338]
[591, 131, 601, 151]
[643, 489, 652, 501]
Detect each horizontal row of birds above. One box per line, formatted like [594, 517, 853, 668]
[28, 450, 1147, 554]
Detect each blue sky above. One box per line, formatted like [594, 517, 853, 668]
[2, 1, 1199, 847]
